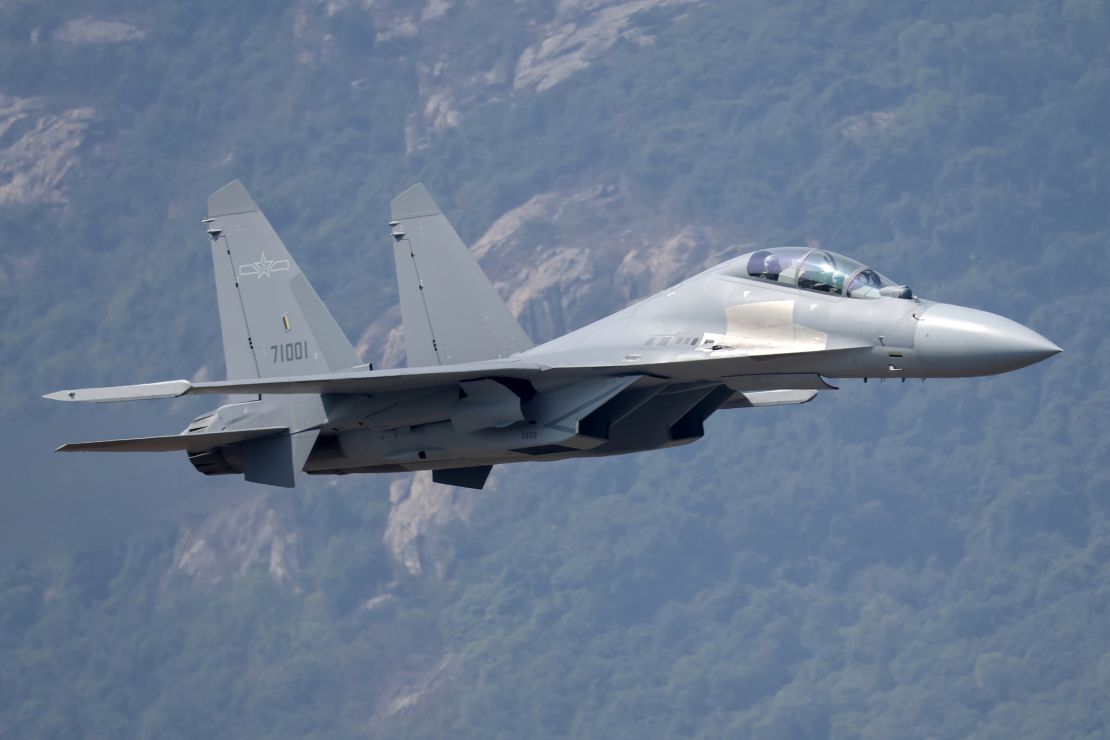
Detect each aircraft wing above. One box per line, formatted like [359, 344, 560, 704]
[44, 360, 549, 402]
[44, 344, 870, 403]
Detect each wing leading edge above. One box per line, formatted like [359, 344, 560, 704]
[44, 345, 868, 404]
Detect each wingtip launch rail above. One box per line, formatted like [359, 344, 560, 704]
[44, 380, 193, 403]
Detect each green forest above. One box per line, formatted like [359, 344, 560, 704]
[1, 0, 1108, 737]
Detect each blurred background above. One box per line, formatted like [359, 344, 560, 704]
[1, 0, 1107, 736]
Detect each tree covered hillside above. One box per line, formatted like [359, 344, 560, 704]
[1, 0, 1108, 737]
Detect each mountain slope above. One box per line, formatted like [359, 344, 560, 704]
[2, 0, 1108, 737]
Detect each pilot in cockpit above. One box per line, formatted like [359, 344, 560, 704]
[747, 250, 782, 281]
[734, 247, 898, 300]
[760, 254, 781, 281]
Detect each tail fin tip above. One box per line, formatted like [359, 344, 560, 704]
[208, 179, 259, 218]
[391, 182, 441, 220]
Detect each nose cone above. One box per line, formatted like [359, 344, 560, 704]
[914, 304, 1061, 377]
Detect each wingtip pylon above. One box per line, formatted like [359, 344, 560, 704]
[42, 379, 193, 403]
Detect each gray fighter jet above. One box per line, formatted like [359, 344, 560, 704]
[47, 181, 1061, 489]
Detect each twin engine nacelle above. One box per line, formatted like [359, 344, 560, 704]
[187, 376, 648, 475]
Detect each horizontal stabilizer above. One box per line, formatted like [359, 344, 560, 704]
[55, 427, 288, 453]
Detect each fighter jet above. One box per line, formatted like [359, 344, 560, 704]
[46, 180, 1061, 489]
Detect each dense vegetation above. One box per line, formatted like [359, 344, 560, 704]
[2, 0, 1108, 736]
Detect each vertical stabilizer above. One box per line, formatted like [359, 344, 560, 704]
[206, 180, 360, 380]
[390, 184, 532, 367]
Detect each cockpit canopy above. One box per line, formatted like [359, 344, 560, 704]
[725, 247, 901, 299]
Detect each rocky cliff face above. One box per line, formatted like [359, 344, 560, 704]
[470, 182, 741, 342]
[289, 0, 698, 153]
[513, 0, 696, 93]
[0, 13, 147, 205]
[167, 494, 302, 588]
[0, 94, 94, 205]
[53, 17, 145, 44]
[384, 472, 483, 578]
